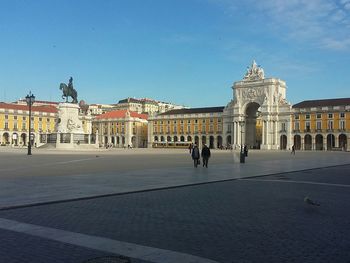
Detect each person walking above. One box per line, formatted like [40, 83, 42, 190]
[201, 144, 211, 168]
[291, 145, 295, 155]
[188, 143, 192, 154]
[244, 145, 248, 157]
[191, 144, 200, 168]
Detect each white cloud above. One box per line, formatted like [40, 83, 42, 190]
[212, 0, 350, 51]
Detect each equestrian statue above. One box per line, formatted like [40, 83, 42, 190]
[60, 77, 78, 103]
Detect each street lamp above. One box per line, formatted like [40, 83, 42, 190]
[239, 120, 245, 163]
[25, 91, 35, 155]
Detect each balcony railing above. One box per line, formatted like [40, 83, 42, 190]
[304, 129, 311, 133]
[293, 129, 300, 133]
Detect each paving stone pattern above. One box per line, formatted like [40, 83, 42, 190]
[1, 165, 350, 262]
[0, 228, 113, 263]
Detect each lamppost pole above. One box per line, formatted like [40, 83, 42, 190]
[239, 120, 245, 163]
[26, 91, 35, 155]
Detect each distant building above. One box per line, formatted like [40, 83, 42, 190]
[0, 102, 57, 147]
[14, 99, 59, 107]
[2, 62, 349, 151]
[0, 102, 92, 147]
[115, 97, 185, 114]
[148, 107, 224, 148]
[148, 61, 349, 151]
[92, 109, 148, 148]
[291, 98, 350, 151]
[88, 104, 117, 116]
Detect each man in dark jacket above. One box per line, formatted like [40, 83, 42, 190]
[201, 144, 211, 168]
[191, 144, 200, 167]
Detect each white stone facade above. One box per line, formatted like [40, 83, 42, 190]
[223, 61, 292, 150]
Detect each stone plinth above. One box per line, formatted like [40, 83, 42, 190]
[57, 103, 84, 134]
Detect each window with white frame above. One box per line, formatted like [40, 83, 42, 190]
[340, 120, 345, 130]
[316, 121, 322, 130]
[305, 121, 310, 131]
[327, 120, 333, 130]
[217, 124, 222, 132]
[294, 122, 299, 131]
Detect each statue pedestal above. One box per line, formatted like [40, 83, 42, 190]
[54, 103, 98, 150]
[57, 103, 84, 134]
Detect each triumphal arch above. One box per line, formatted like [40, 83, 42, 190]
[223, 61, 292, 150]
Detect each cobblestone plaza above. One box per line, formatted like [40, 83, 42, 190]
[0, 148, 349, 262]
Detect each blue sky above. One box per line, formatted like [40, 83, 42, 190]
[0, 0, 349, 107]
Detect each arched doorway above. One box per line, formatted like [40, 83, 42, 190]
[187, 136, 192, 142]
[194, 136, 199, 145]
[167, 136, 171, 142]
[30, 133, 35, 146]
[3, 133, 9, 145]
[122, 136, 125, 145]
[327, 134, 335, 150]
[245, 102, 261, 149]
[209, 136, 214, 149]
[104, 136, 108, 146]
[131, 136, 137, 148]
[21, 133, 26, 146]
[111, 137, 115, 145]
[180, 136, 185, 142]
[304, 134, 312, 150]
[201, 136, 206, 146]
[173, 136, 178, 142]
[315, 134, 323, 150]
[294, 135, 301, 150]
[339, 134, 347, 150]
[217, 136, 223, 149]
[117, 136, 120, 145]
[160, 136, 165, 142]
[280, 135, 287, 150]
[226, 135, 232, 146]
[12, 133, 18, 146]
[154, 136, 158, 142]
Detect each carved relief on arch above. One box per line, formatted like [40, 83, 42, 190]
[239, 87, 266, 106]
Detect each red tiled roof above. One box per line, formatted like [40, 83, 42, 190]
[292, 98, 350, 108]
[0, 103, 57, 113]
[95, 110, 148, 120]
[17, 99, 59, 105]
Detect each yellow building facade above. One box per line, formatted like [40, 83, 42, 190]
[0, 103, 57, 147]
[92, 109, 148, 148]
[148, 107, 225, 149]
[291, 98, 350, 151]
[0, 102, 93, 147]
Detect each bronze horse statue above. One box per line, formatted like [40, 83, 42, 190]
[60, 77, 78, 103]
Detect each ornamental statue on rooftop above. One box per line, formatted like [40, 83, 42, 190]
[243, 60, 265, 81]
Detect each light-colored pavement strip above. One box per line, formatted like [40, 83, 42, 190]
[0, 217, 219, 263]
[0, 150, 349, 209]
[239, 178, 350, 188]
